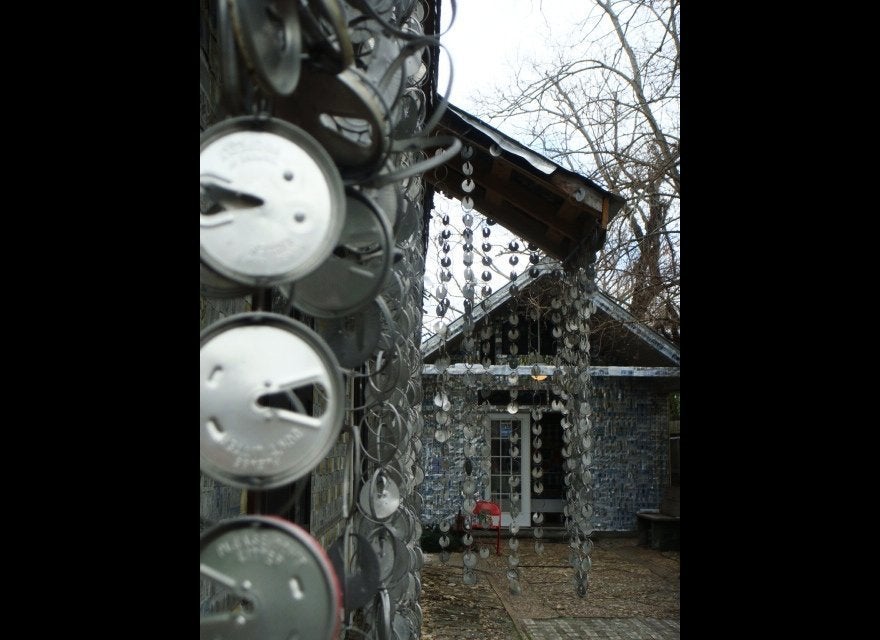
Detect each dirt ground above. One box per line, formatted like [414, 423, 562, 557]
[419, 536, 679, 640]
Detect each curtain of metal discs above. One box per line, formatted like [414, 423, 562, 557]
[558, 258, 598, 598]
[199, 1, 458, 638]
[426, 185, 599, 596]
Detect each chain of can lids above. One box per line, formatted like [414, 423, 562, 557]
[340, 3, 441, 637]
[460, 145, 485, 584]
[197, 0, 458, 637]
[555, 258, 598, 598]
[531, 396, 546, 556]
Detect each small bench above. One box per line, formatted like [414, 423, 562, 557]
[637, 486, 679, 551]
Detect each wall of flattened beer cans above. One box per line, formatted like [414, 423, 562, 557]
[418, 375, 672, 532]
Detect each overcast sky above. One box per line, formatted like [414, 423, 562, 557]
[437, 0, 573, 113]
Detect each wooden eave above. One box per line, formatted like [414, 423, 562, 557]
[425, 105, 625, 263]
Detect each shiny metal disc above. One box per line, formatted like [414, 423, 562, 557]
[328, 532, 381, 613]
[200, 516, 341, 640]
[385, 505, 418, 546]
[296, 0, 354, 73]
[275, 67, 389, 180]
[353, 26, 404, 111]
[385, 569, 410, 608]
[230, 0, 302, 96]
[376, 588, 393, 640]
[313, 299, 383, 369]
[360, 408, 404, 465]
[364, 345, 406, 405]
[357, 518, 409, 585]
[392, 605, 415, 640]
[200, 116, 345, 287]
[361, 172, 401, 230]
[292, 189, 392, 318]
[358, 470, 401, 521]
[200, 312, 344, 489]
[391, 86, 426, 138]
[394, 195, 421, 247]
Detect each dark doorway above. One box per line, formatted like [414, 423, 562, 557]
[533, 410, 565, 525]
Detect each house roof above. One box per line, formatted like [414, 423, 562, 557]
[425, 104, 626, 264]
[421, 263, 679, 369]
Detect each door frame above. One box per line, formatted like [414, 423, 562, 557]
[488, 411, 531, 527]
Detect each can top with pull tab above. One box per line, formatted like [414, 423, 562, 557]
[200, 515, 341, 640]
[200, 116, 345, 287]
[199, 312, 344, 489]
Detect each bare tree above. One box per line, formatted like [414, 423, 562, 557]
[470, 0, 680, 343]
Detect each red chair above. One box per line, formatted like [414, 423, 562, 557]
[472, 500, 501, 555]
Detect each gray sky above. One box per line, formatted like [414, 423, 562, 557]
[438, 0, 569, 111]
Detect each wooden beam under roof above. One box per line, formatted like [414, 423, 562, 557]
[437, 162, 585, 243]
[425, 105, 625, 264]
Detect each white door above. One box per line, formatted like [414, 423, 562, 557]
[489, 413, 530, 527]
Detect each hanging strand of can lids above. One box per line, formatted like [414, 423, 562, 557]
[199, 1, 464, 638]
[557, 252, 599, 598]
[505, 270, 522, 594]
[458, 142, 485, 583]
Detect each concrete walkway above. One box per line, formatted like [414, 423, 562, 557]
[419, 536, 679, 640]
[522, 617, 679, 640]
